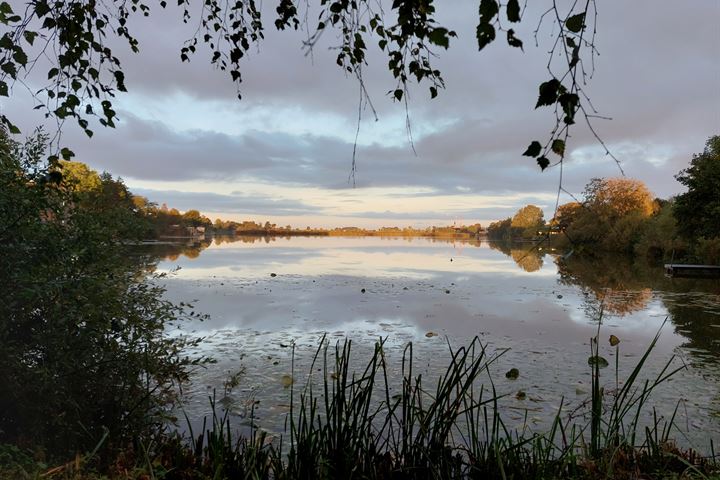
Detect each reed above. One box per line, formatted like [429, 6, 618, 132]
[4, 319, 718, 479]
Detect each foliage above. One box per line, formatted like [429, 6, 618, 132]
[0, 128, 207, 457]
[561, 177, 656, 253]
[582, 177, 656, 219]
[0, 0, 600, 169]
[633, 200, 687, 260]
[694, 236, 720, 265]
[511, 204, 545, 237]
[488, 204, 545, 240]
[3, 332, 717, 479]
[674, 135, 720, 241]
[486, 217, 513, 241]
[550, 201, 582, 228]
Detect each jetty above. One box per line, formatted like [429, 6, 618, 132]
[664, 264, 720, 278]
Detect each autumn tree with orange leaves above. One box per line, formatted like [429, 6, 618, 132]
[559, 177, 657, 252]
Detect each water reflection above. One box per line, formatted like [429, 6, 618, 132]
[147, 236, 720, 445]
[555, 253, 720, 359]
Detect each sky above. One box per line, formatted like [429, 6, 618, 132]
[5, 1, 720, 228]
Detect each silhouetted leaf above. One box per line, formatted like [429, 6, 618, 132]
[23, 30, 36, 45]
[559, 92, 579, 121]
[428, 27, 450, 49]
[507, 0, 520, 22]
[523, 141, 542, 157]
[479, 0, 498, 22]
[551, 139, 565, 156]
[476, 22, 495, 51]
[535, 79, 561, 108]
[60, 147, 75, 160]
[537, 156, 549, 170]
[393, 88, 403, 101]
[506, 29, 522, 50]
[566, 13, 585, 33]
[609, 335, 620, 346]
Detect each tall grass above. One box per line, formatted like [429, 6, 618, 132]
[11, 321, 719, 479]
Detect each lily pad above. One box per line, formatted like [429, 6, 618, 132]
[505, 368, 520, 380]
[281, 375, 294, 387]
[425, 331, 438, 338]
[587, 356, 609, 368]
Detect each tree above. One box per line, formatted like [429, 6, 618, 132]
[511, 204, 544, 230]
[674, 135, 720, 240]
[486, 218, 512, 241]
[551, 201, 582, 229]
[0, 0, 602, 170]
[566, 177, 656, 252]
[0, 128, 207, 455]
[583, 177, 655, 219]
[509, 204, 544, 239]
[58, 160, 102, 193]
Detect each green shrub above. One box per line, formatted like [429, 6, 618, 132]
[0, 129, 207, 458]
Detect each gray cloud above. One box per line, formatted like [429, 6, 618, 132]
[133, 188, 322, 217]
[6, 0, 719, 224]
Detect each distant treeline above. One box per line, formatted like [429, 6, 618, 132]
[487, 135, 720, 264]
[53, 161, 488, 240]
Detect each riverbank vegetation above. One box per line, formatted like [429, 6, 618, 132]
[0, 129, 210, 459]
[488, 136, 720, 265]
[1, 332, 718, 479]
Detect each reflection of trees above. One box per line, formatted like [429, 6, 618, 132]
[487, 240, 544, 272]
[556, 255, 656, 315]
[510, 249, 543, 272]
[487, 240, 512, 256]
[663, 294, 720, 359]
[145, 238, 213, 260]
[557, 254, 720, 365]
[595, 288, 653, 316]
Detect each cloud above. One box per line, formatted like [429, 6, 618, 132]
[132, 188, 323, 217]
[5, 0, 718, 225]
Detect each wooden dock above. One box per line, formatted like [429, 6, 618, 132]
[664, 264, 720, 278]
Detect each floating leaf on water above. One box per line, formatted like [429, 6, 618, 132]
[609, 334, 620, 346]
[445, 290, 450, 294]
[516, 390, 526, 400]
[425, 331, 438, 338]
[281, 375, 293, 387]
[587, 355, 609, 368]
[505, 368, 520, 380]
[270, 272, 277, 277]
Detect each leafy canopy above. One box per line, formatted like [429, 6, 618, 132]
[674, 135, 720, 240]
[0, 128, 208, 456]
[0, 0, 600, 168]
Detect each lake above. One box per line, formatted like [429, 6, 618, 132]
[151, 235, 720, 451]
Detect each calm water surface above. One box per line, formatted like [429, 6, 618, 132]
[152, 236, 720, 450]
